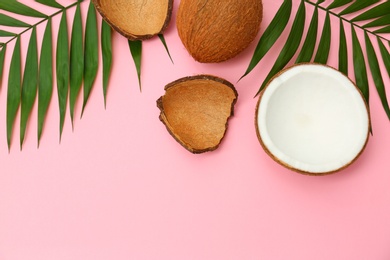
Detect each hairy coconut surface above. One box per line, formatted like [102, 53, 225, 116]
[157, 75, 238, 153]
[176, 0, 263, 63]
[93, 0, 173, 40]
[256, 64, 370, 175]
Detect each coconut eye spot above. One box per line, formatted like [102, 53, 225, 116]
[256, 64, 370, 174]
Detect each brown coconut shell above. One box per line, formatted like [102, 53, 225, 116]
[255, 63, 371, 176]
[176, 0, 263, 63]
[93, 0, 173, 41]
[157, 75, 238, 154]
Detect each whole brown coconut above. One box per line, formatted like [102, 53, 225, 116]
[93, 0, 173, 41]
[157, 75, 238, 154]
[176, 0, 263, 63]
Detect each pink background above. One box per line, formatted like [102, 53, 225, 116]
[1, 0, 390, 259]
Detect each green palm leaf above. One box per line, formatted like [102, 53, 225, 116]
[158, 34, 173, 64]
[352, 1, 390, 22]
[327, 0, 353, 10]
[102, 20, 112, 108]
[0, 30, 16, 37]
[241, 0, 292, 79]
[35, 0, 64, 9]
[38, 19, 53, 146]
[374, 26, 390, 34]
[363, 14, 390, 28]
[0, 0, 116, 148]
[378, 38, 390, 77]
[56, 11, 69, 140]
[351, 25, 369, 105]
[20, 27, 38, 149]
[338, 19, 348, 75]
[257, 0, 306, 95]
[0, 13, 30, 27]
[365, 32, 390, 120]
[0, 0, 47, 18]
[129, 40, 142, 91]
[69, 2, 83, 126]
[339, 0, 380, 16]
[296, 6, 318, 63]
[0, 45, 6, 83]
[7, 37, 21, 151]
[82, 1, 99, 116]
[313, 12, 331, 64]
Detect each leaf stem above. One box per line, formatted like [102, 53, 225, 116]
[3, 1, 80, 46]
[304, 0, 389, 44]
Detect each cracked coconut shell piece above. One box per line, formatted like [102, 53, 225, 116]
[93, 0, 173, 41]
[176, 0, 263, 63]
[157, 75, 238, 154]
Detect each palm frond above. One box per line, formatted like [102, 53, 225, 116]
[158, 34, 174, 64]
[82, 1, 99, 117]
[363, 14, 390, 28]
[327, 0, 353, 10]
[0, 0, 175, 149]
[241, 0, 293, 80]
[56, 11, 69, 141]
[38, 19, 53, 146]
[6, 37, 21, 151]
[257, 0, 306, 95]
[339, 0, 380, 16]
[101, 20, 112, 108]
[244, 0, 390, 123]
[374, 26, 390, 34]
[0, 13, 30, 27]
[352, 1, 390, 22]
[351, 25, 369, 105]
[0, 30, 16, 37]
[338, 19, 348, 75]
[378, 38, 390, 77]
[69, 2, 84, 126]
[365, 32, 390, 119]
[35, 0, 64, 9]
[0, 0, 47, 18]
[128, 40, 143, 91]
[0, 45, 6, 82]
[295, 6, 318, 63]
[313, 12, 331, 64]
[0, 0, 114, 149]
[20, 27, 38, 149]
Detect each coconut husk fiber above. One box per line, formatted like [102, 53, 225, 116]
[176, 0, 263, 62]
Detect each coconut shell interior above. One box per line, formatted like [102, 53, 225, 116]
[93, 0, 173, 40]
[157, 75, 238, 153]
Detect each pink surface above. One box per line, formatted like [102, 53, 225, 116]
[1, 0, 390, 259]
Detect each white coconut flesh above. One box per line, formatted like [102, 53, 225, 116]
[257, 64, 369, 174]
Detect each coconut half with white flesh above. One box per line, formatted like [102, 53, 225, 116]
[93, 0, 173, 41]
[256, 64, 370, 175]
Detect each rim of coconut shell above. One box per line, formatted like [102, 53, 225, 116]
[157, 75, 238, 154]
[92, 0, 174, 41]
[254, 63, 371, 176]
